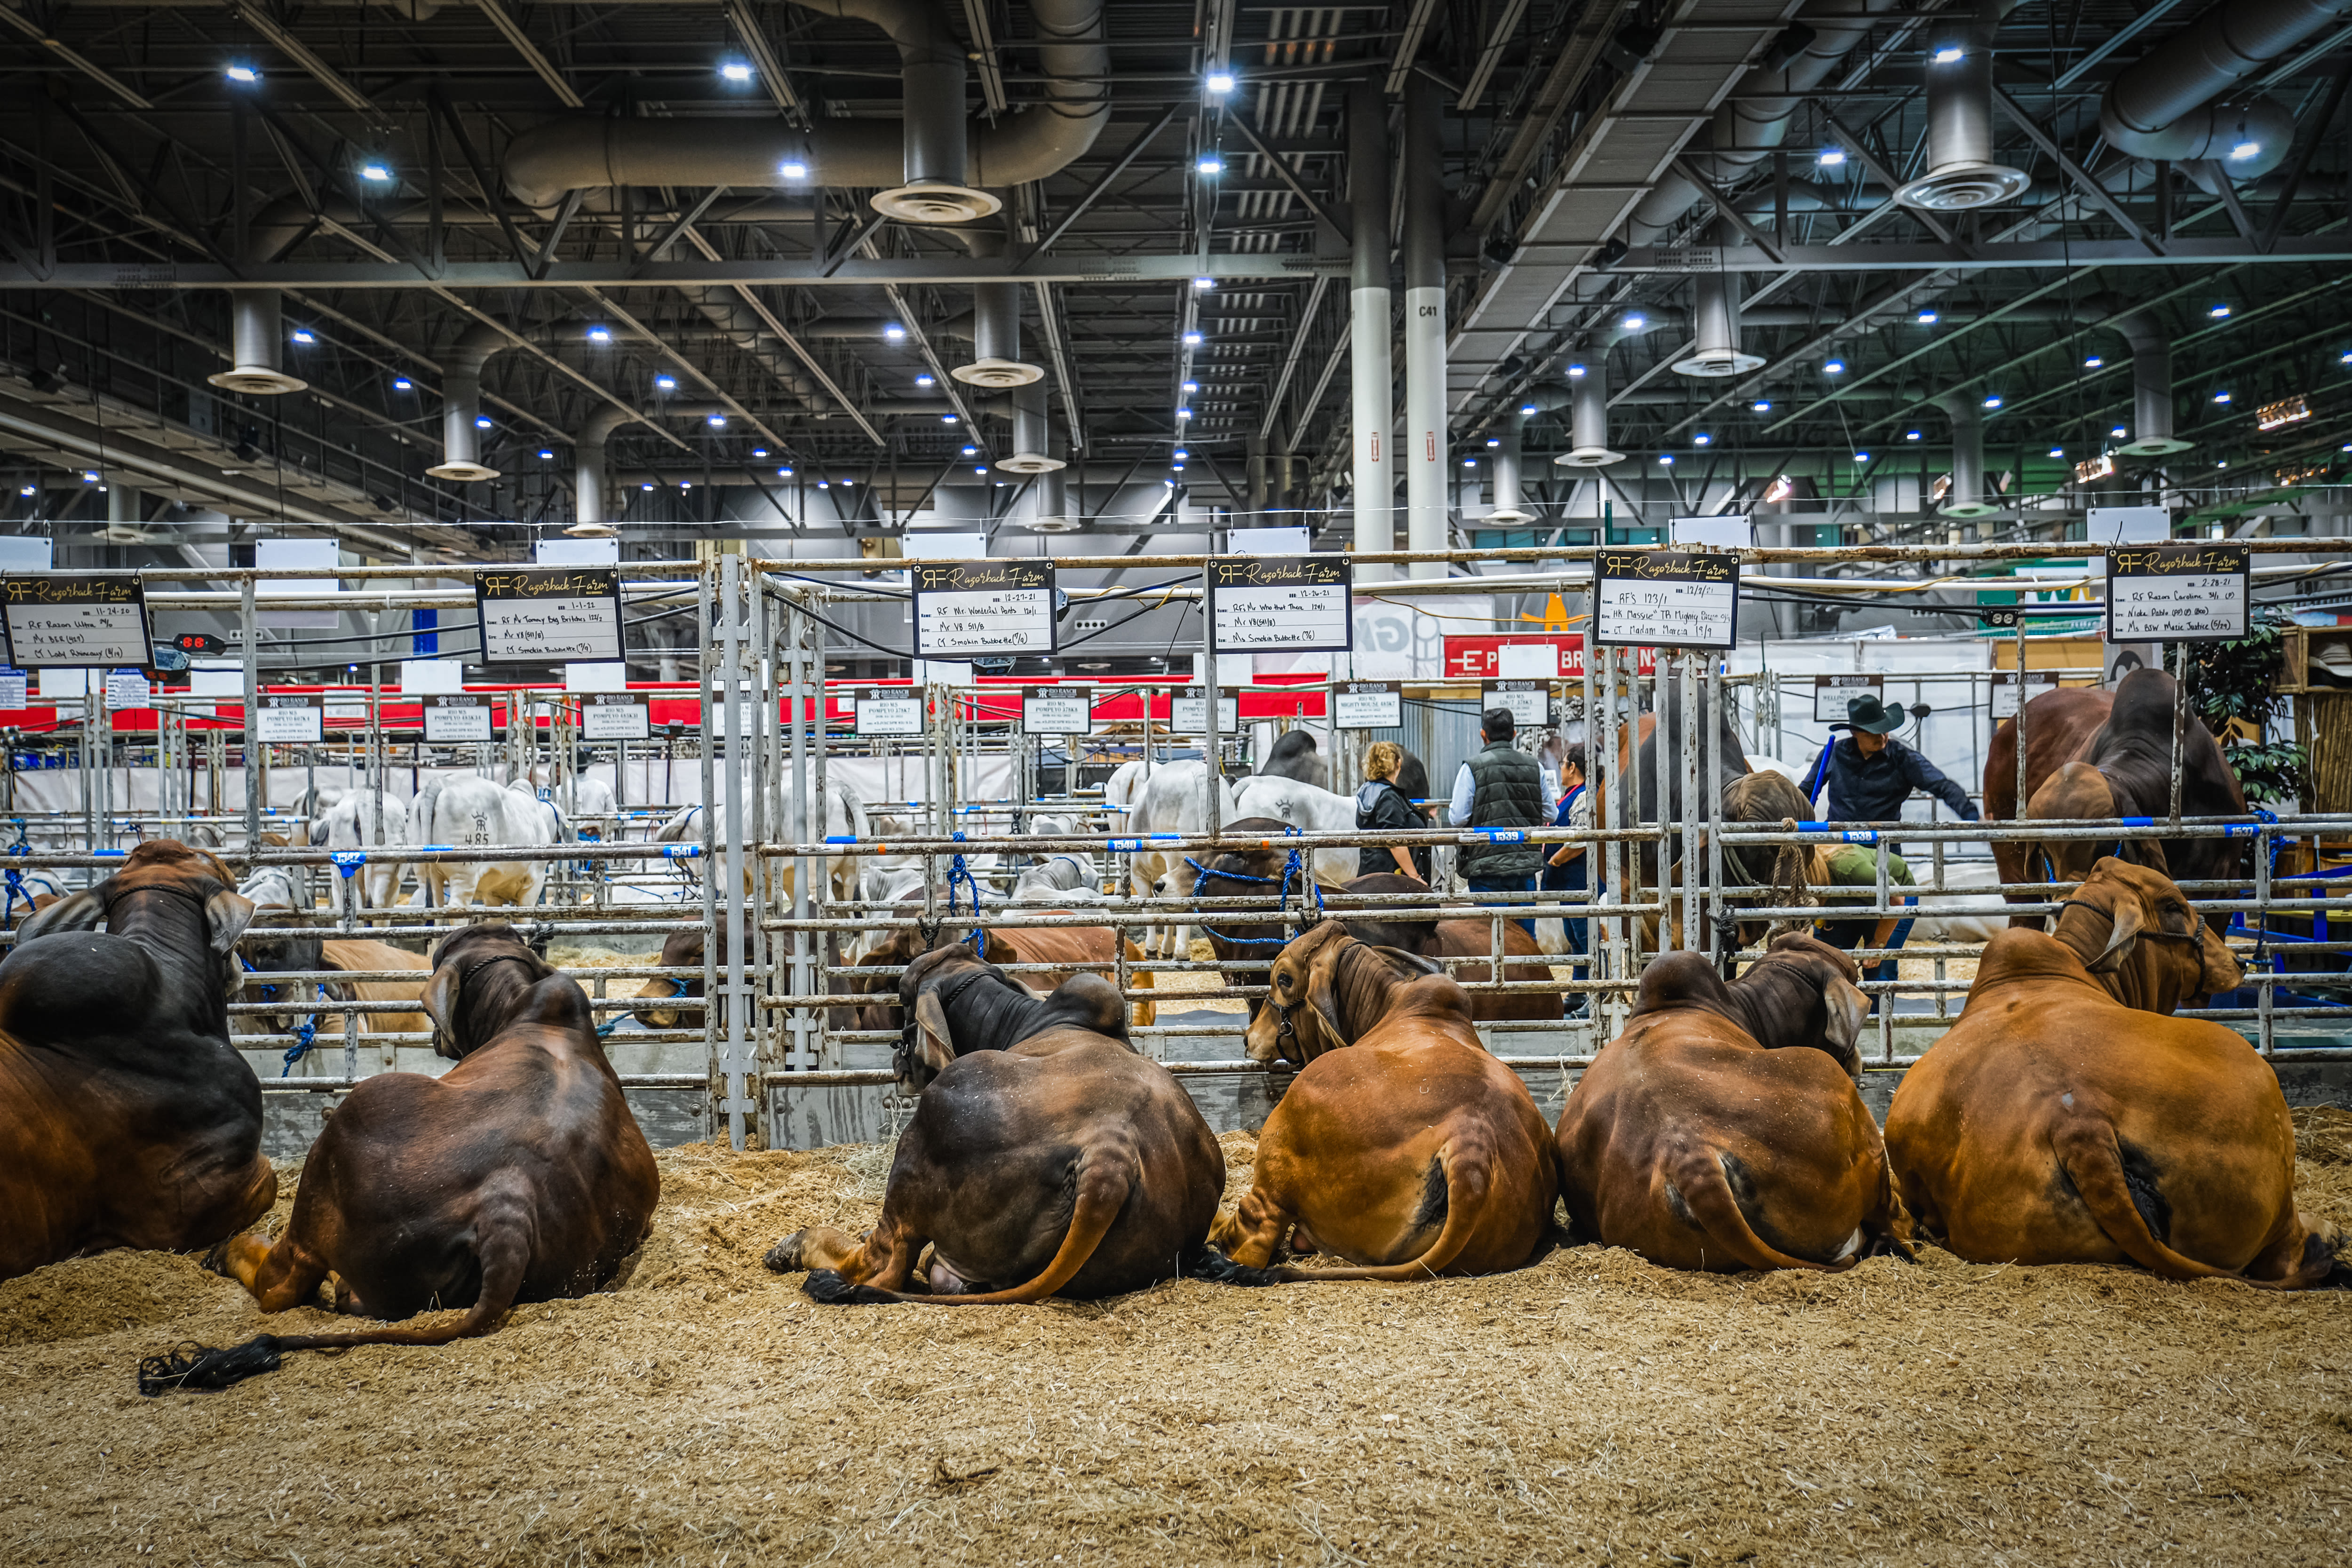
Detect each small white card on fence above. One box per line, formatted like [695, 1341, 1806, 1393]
[1594, 550, 1739, 650]
[3, 575, 151, 668]
[423, 693, 493, 742]
[911, 561, 1057, 656]
[1990, 671, 2059, 718]
[1021, 692, 1091, 736]
[1812, 674, 1883, 723]
[400, 659, 466, 694]
[581, 692, 650, 740]
[1170, 686, 1240, 733]
[2105, 545, 2248, 643]
[1333, 681, 1402, 730]
[1496, 643, 1560, 679]
[854, 688, 924, 736]
[103, 669, 150, 710]
[474, 567, 624, 665]
[1208, 556, 1352, 653]
[564, 661, 629, 693]
[0, 668, 25, 708]
[1484, 680, 1550, 729]
[254, 693, 323, 743]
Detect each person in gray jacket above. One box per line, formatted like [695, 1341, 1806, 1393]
[1447, 708, 1545, 934]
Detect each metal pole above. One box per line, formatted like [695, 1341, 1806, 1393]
[1201, 559, 1222, 838]
[1402, 73, 1446, 581]
[696, 560, 720, 1142]
[720, 554, 750, 1151]
[1347, 80, 1393, 584]
[1680, 653, 1700, 951]
[2169, 643, 2186, 827]
[1706, 655, 1724, 965]
[241, 574, 259, 848]
[2012, 613, 2028, 819]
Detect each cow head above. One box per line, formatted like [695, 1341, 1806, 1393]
[1245, 919, 1443, 1066]
[893, 943, 1122, 1091]
[2050, 857, 2241, 1014]
[422, 923, 570, 1059]
[2027, 761, 2164, 883]
[17, 839, 257, 998]
[1631, 935, 1870, 1077]
[632, 928, 704, 1029]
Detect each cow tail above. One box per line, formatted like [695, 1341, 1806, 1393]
[801, 1155, 1133, 1306]
[138, 1226, 530, 1394]
[1273, 1139, 1494, 1282]
[2050, 1118, 2294, 1289]
[1667, 1144, 1851, 1274]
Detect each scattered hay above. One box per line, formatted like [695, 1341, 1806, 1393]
[1, 1115, 2347, 1565]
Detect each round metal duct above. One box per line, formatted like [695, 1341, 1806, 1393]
[1671, 268, 1764, 377]
[954, 279, 1045, 388]
[1895, 19, 2030, 211]
[208, 294, 307, 396]
[1555, 366, 1627, 468]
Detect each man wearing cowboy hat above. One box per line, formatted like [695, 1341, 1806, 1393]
[1801, 692, 1979, 828]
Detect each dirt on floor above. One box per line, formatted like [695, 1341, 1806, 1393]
[4, 1112, 2350, 1567]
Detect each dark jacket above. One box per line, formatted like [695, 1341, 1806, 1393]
[1353, 780, 1430, 881]
[1801, 734, 1980, 824]
[1459, 742, 1544, 879]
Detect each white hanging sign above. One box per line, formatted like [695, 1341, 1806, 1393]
[911, 560, 1057, 656]
[1990, 671, 2060, 718]
[1020, 692, 1092, 736]
[854, 687, 925, 736]
[474, 567, 624, 665]
[2105, 545, 2249, 642]
[254, 693, 323, 743]
[423, 693, 493, 742]
[1333, 680, 1402, 730]
[1170, 686, 1240, 733]
[0, 668, 25, 709]
[1594, 549, 1740, 650]
[1484, 680, 1551, 729]
[2, 574, 151, 668]
[581, 692, 651, 741]
[1208, 555, 1353, 652]
[1812, 674, 1884, 723]
[103, 668, 151, 711]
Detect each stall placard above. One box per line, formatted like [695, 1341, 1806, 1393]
[254, 693, 323, 743]
[911, 560, 1057, 656]
[1594, 550, 1740, 649]
[0, 668, 25, 708]
[581, 692, 651, 741]
[854, 687, 925, 736]
[1333, 680, 1403, 730]
[1991, 671, 2060, 718]
[1812, 674, 1884, 723]
[104, 668, 151, 711]
[423, 693, 493, 742]
[474, 567, 624, 665]
[2, 574, 151, 668]
[1021, 692, 1092, 736]
[1208, 555, 1352, 653]
[1170, 686, 1241, 733]
[1484, 680, 1551, 729]
[2105, 545, 2249, 642]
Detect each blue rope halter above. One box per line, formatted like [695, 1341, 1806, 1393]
[945, 830, 987, 959]
[241, 955, 327, 1076]
[1186, 835, 1323, 946]
[1, 836, 30, 931]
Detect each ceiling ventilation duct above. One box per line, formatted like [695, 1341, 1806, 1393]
[566, 405, 637, 536]
[957, 268, 1044, 388]
[501, 0, 1108, 212]
[1672, 236, 1764, 377]
[2097, 0, 2345, 178]
[997, 384, 1065, 473]
[1896, 6, 2032, 211]
[1021, 465, 1079, 532]
[1555, 365, 1627, 469]
[1938, 391, 2000, 517]
[426, 322, 512, 482]
[208, 293, 306, 396]
[2110, 310, 2194, 455]
[1487, 410, 1533, 522]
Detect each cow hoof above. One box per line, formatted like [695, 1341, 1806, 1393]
[199, 1240, 235, 1278]
[802, 1270, 896, 1306]
[1183, 1245, 1285, 1289]
[763, 1234, 806, 1274]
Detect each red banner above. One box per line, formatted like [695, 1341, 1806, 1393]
[1440, 634, 1657, 681]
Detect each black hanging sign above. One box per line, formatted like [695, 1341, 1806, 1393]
[2, 574, 151, 668]
[474, 568, 625, 665]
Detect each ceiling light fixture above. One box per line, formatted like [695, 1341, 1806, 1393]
[360, 162, 393, 183]
[707, 414, 727, 427]
[719, 61, 753, 83]
[475, 415, 492, 429]
[2229, 140, 2261, 161]
[289, 328, 314, 344]
[2209, 304, 2231, 318]
[779, 160, 809, 180]
[1206, 71, 1236, 95]
[224, 64, 259, 84]
[2084, 355, 2102, 367]
[587, 325, 612, 343]
[1818, 147, 1846, 167]
[654, 374, 676, 391]
[1182, 331, 1203, 345]
[1751, 399, 1771, 412]
[1932, 44, 1966, 63]
[1693, 433, 1712, 446]
[1917, 310, 1939, 324]
[1982, 395, 2002, 408]
[1197, 156, 1224, 175]
[1823, 359, 1844, 374]
[393, 377, 412, 390]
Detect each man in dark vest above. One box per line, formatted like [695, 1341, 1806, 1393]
[1446, 707, 1544, 935]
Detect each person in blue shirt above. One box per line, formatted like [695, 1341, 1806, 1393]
[1540, 744, 1591, 1019]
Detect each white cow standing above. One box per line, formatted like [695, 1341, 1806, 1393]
[311, 786, 416, 909]
[652, 775, 871, 900]
[1125, 760, 1237, 959]
[1228, 775, 1365, 890]
[408, 775, 559, 908]
[1102, 759, 1145, 817]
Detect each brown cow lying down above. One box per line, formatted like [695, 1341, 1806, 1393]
[1555, 933, 1909, 1273]
[1885, 858, 2343, 1287]
[1200, 920, 1557, 1282]
[0, 840, 271, 1283]
[320, 939, 432, 1038]
[142, 923, 660, 1392]
[768, 944, 1221, 1304]
[852, 907, 1153, 1032]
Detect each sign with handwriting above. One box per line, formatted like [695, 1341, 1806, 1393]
[1334, 680, 1403, 730]
[104, 669, 151, 711]
[1208, 555, 1352, 652]
[854, 687, 924, 736]
[911, 560, 1057, 656]
[1021, 692, 1092, 736]
[1485, 680, 1551, 729]
[1990, 671, 2059, 718]
[1594, 550, 1740, 650]
[1170, 686, 1240, 733]
[0, 668, 24, 709]
[2, 574, 151, 668]
[1812, 674, 1884, 724]
[2106, 545, 2248, 642]
[581, 692, 651, 741]
[423, 692, 493, 742]
[474, 568, 624, 665]
[254, 693, 323, 743]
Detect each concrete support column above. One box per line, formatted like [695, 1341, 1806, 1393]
[1402, 74, 1447, 580]
[1348, 82, 1393, 581]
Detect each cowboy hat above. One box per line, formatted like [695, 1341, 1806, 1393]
[1844, 693, 1905, 734]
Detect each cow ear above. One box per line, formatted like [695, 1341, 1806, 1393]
[15, 884, 106, 942]
[2201, 926, 2245, 995]
[420, 962, 465, 1051]
[204, 890, 258, 955]
[1306, 941, 1350, 1049]
[2084, 897, 2145, 974]
[1821, 974, 1868, 1069]
[913, 989, 955, 1073]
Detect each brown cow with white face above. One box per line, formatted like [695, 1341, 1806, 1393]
[1554, 933, 1909, 1273]
[1885, 858, 2343, 1287]
[1200, 920, 1557, 1282]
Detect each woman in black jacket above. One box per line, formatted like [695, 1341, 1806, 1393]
[1353, 740, 1431, 881]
